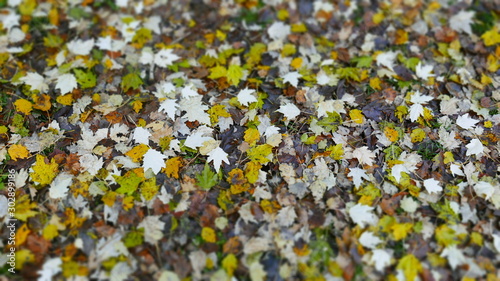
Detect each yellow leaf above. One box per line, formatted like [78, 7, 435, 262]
[327, 144, 344, 160]
[486, 54, 500, 72]
[391, 223, 413, 240]
[216, 30, 226, 41]
[484, 120, 493, 128]
[125, 144, 150, 162]
[481, 73, 493, 85]
[48, 7, 59, 26]
[245, 161, 261, 184]
[435, 224, 458, 247]
[227, 168, 250, 194]
[132, 100, 143, 113]
[277, 9, 289, 21]
[14, 194, 38, 221]
[15, 224, 31, 246]
[247, 144, 273, 164]
[8, 144, 30, 161]
[290, 57, 303, 69]
[349, 109, 364, 124]
[15, 249, 34, 270]
[122, 195, 135, 210]
[470, 232, 483, 246]
[281, 44, 296, 57]
[201, 227, 217, 243]
[222, 254, 238, 277]
[140, 176, 158, 201]
[369, 77, 382, 90]
[30, 154, 58, 186]
[395, 29, 408, 45]
[410, 128, 426, 143]
[481, 27, 500, 46]
[14, 99, 33, 115]
[43, 224, 59, 240]
[56, 94, 75, 106]
[244, 127, 260, 146]
[32, 94, 52, 111]
[208, 104, 231, 124]
[443, 151, 454, 164]
[165, 157, 182, 179]
[291, 23, 307, 33]
[372, 12, 384, 24]
[384, 127, 399, 142]
[102, 191, 117, 207]
[397, 254, 422, 281]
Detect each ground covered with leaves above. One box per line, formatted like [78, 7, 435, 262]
[1, 0, 500, 280]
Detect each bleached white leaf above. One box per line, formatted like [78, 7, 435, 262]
[158, 271, 181, 281]
[316, 99, 346, 117]
[267, 21, 290, 41]
[441, 245, 467, 270]
[400, 196, 419, 213]
[439, 129, 461, 150]
[110, 262, 134, 281]
[410, 91, 433, 104]
[282, 71, 302, 87]
[449, 10, 475, 35]
[158, 99, 179, 120]
[349, 204, 378, 228]
[154, 49, 180, 67]
[184, 131, 212, 150]
[207, 146, 229, 173]
[359, 231, 382, 249]
[49, 172, 73, 199]
[474, 181, 494, 200]
[56, 73, 78, 94]
[415, 62, 434, 80]
[370, 249, 392, 272]
[138, 215, 165, 244]
[179, 95, 210, 124]
[493, 234, 500, 253]
[424, 178, 442, 194]
[466, 138, 484, 157]
[133, 127, 151, 145]
[143, 149, 167, 174]
[239, 202, 257, 224]
[0, 196, 7, 218]
[276, 206, 296, 227]
[79, 154, 104, 176]
[249, 261, 267, 281]
[456, 113, 479, 129]
[181, 85, 199, 98]
[237, 88, 257, 106]
[348, 167, 370, 187]
[352, 146, 375, 166]
[20, 72, 48, 93]
[67, 38, 95, 56]
[8, 27, 25, 43]
[277, 103, 301, 120]
[391, 164, 409, 183]
[450, 164, 464, 176]
[376, 51, 397, 71]
[409, 103, 424, 122]
[37, 258, 62, 281]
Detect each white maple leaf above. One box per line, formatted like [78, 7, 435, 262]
[359, 231, 382, 249]
[267, 22, 290, 41]
[184, 131, 212, 150]
[158, 99, 179, 120]
[20, 72, 48, 93]
[352, 146, 375, 166]
[493, 234, 500, 253]
[474, 181, 494, 200]
[409, 103, 424, 122]
[410, 91, 433, 104]
[276, 206, 296, 227]
[424, 178, 442, 194]
[179, 96, 210, 124]
[449, 10, 475, 35]
[138, 215, 165, 244]
[154, 49, 180, 67]
[56, 73, 78, 94]
[277, 103, 301, 120]
[466, 138, 484, 157]
[237, 88, 257, 106]
[282, 71, 302, 87]
[348, 167, 370, 187]
[143, 148, 167, 174]
[79, 154, 104, 176]
[38, 258, 62, 281]
[133, 127, 151, 145]
[391, 164, 409, 183]
[370, 249, 392, 272]
[450, 164, 464, 176]
[456, 113, 479, 129]
[400, 196, 419, 213]
[181, 85, 199, 98]
[349, 204, 378, 228]
[67, 38, 95, 56]
[207, 146, 229, 172]
[376, 51, 397, 71]
[441, 245, 467, 270]
[49, 172, 73, 199]
[415, 62, 434, 80]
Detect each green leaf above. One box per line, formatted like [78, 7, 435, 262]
[196, 164, 218, 190]
[336, 67, 360, 81]
[317, 112, 343, 133]
[351, 56, 373, 68]
[383, 145, 403, 161]
[73, 69, 96, 89]
[113, 170, 143, 195]
[121, 72, 143, 92]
